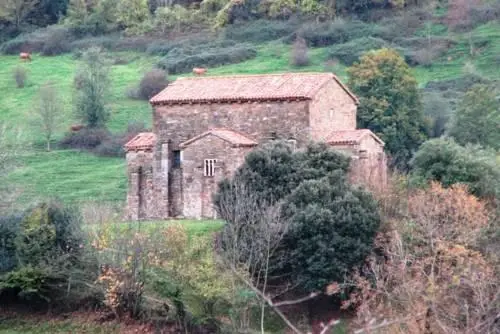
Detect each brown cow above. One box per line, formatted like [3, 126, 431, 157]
[193, 67, 207, 76]
[70, 124, 84, 132]
[20, 53, 32, 62]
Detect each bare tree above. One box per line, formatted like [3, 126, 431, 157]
[0, 0, 39, 29]
[35, 82, 64, 151]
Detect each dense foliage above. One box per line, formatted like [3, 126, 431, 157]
[0, 202, 95, 307]
[411, 138, 500, 199]
[448, 84, 500, 150]
[348, 48, 428, 170]
[215, 141, 381, 292]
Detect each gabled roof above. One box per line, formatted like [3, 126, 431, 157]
[179, 128, 258, 148]
[124, 132, 156, 152]
[327, 129, 384, 146]
[150, 72, 358, 105]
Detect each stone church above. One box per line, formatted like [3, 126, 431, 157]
[124, 73, 387, 220]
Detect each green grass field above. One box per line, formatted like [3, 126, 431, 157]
[0, 316, 120, 334]
[1, 21, 499, 205]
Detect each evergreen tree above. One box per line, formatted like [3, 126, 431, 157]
[448, 84, 500, 150]
[215, 141, 380, 292]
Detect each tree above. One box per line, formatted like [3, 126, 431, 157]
[348, 48, 428, 170]
[349, 183, 498, 334]
[0, 0, 39, 29]
[74, 47, 110, 128]
[448, 84, 500, 150]
[215, 141, 380, 293]
[34, 82, 64, 151]
[116, 0, 150, 34]
[410, 138, 500, 199]
[64, 0, 89, 27]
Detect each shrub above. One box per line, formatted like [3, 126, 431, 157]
[13, 66, 27, 88]
[0, 26, 75, 55]
[59, 127, 110, 150]
[410, 138, 500, 199]
[0, 214, 22, 273]
[0, 202, 95, 308]
[292, 19, 388, 47]
[93, 121, 147, 157]
[410, 43, 448, 67]
[137, 69, 168, 100]
[448, 84, 500, 150]
[158, 45, 257, 74]
[329, 37, 389, 65]
[223, 19, 299, 43]
[424, 73, 493, 92]
[40, 27, 72, 56]
[290, 37, 309, 67]
[216, 142, 380, 292]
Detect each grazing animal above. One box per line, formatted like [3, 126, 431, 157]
[20, 52, 32, 62]
[70, 124, 84, 132]
[193, 67, 207, 76]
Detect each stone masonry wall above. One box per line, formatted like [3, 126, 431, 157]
[309, 80, 357, 141]
[125, 150, 155, 220]
[153, 100, 311, 149]
[181, 134, 253, 219]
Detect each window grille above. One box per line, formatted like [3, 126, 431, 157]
[204, 159, 217, 177]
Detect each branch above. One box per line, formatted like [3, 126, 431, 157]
[228, 264, 305, 334]
[273, 292, 320, 307]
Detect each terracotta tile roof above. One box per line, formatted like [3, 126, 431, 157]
[327, 129, 384, 146]
[180, 128, 258, 148]
[150, 72, 358, 105]
[124, 132, 156, 152]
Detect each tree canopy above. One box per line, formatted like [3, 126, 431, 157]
[348, 48, 428, 170]
[410, 138, 500, 199]
[448, 84, 500, 150]
[215, 141, 380, 293]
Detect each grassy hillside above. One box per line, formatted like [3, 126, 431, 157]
[1, 19, 499, 205]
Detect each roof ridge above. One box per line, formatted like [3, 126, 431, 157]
[176, 72, 333, 80]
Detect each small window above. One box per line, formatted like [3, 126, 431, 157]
[204, 159, 217, 177]
[287, 139, 297, 151]
[173, 150, 181, 168]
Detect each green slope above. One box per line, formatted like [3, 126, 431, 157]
[1, 20, 499, 205]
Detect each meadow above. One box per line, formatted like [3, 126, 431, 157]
[1, 21, 499, 205]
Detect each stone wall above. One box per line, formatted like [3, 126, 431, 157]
[125, 150, 155, 220]
[153, 100, 311, 149]
[181, 134, 253, 219]
[309, 80, 357, 141]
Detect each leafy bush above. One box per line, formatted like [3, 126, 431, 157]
[59, 127, 110, 150]
[137, 69, 168, 100]
[411, 138, 500, 199]
[290, 37, 309, 67]
[70, 35, 158, 53]
[448, 84, 500, 150]
[93, 121, 147, 158]
[0, 214, 22, 273]
[291, 19, 389, 47]
[0, 26, 75, 55]
[158, 44, 257, 74]
[425, 74, 494, 92]
[13, 66, 27, 88]
[216, 142, 380, 292]
[329, 37, 389, 65]
[40, 27, 72, 56]
[0, 202, 95, 307]
[223, 19, 299, 43]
